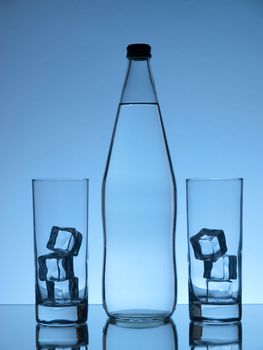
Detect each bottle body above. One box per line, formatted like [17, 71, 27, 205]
[102, 45, 176, 320]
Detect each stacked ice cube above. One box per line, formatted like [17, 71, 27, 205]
[190, 228, 237, 300]
[38, 226, 82, 303]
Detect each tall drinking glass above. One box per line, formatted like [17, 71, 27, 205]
[186, 178, 243, 321]
[33, 179, 89, 324]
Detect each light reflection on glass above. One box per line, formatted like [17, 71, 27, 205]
[189, 321, 242, 349]
[36, 323, 88, 350]
[103, 318, 177, 350]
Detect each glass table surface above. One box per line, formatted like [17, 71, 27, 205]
[0, 304, 261, 349]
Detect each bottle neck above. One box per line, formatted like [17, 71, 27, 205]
[120, 58, 158, 104]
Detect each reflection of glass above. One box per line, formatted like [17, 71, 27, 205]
[36, 323, 88, 349]
[33, 179, 89, 324]
[186, 178, 243, 322]
[189, 321, 242, 349]
[103, 318, 177, 350]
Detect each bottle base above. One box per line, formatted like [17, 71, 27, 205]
[106, 308, 172, 323]
[36, 301, 88, 324]
[189, 301, 241, 322]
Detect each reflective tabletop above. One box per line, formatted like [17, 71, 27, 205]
[0, 304, 261, 349]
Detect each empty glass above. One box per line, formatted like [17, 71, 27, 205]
[186, 178, 243, 321]
[33, 179, 89, 324]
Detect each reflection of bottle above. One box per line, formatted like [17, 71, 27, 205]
[102, 43, 177, 321]
[189, 321, 242, 349]
[36, 323, 88, 350]
[103, 318, 177, 350]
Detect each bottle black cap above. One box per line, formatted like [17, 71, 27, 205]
[126, 43, 151, 59]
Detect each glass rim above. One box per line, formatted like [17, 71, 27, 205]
[186, 177, 243, 183]
[32, 178, 89, 183]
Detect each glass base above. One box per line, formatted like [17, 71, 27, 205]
[106, 308, 172, 323]
[36, 323, 89, 347]
[189, 301, 241, 322]
[36, 301, 88, 324]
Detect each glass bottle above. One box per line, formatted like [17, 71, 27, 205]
[102, 43, 177, 321]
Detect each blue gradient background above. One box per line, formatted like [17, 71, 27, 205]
[0, 0, 262, 304]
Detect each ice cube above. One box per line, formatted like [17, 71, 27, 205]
[47, 277, 79, 301]
[47, 226, 82, 256]
[38, 252, 74, 282]
[207, 280, 233, 299]
[190, 228, 227, 262]
[204, 255, 237, 280]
